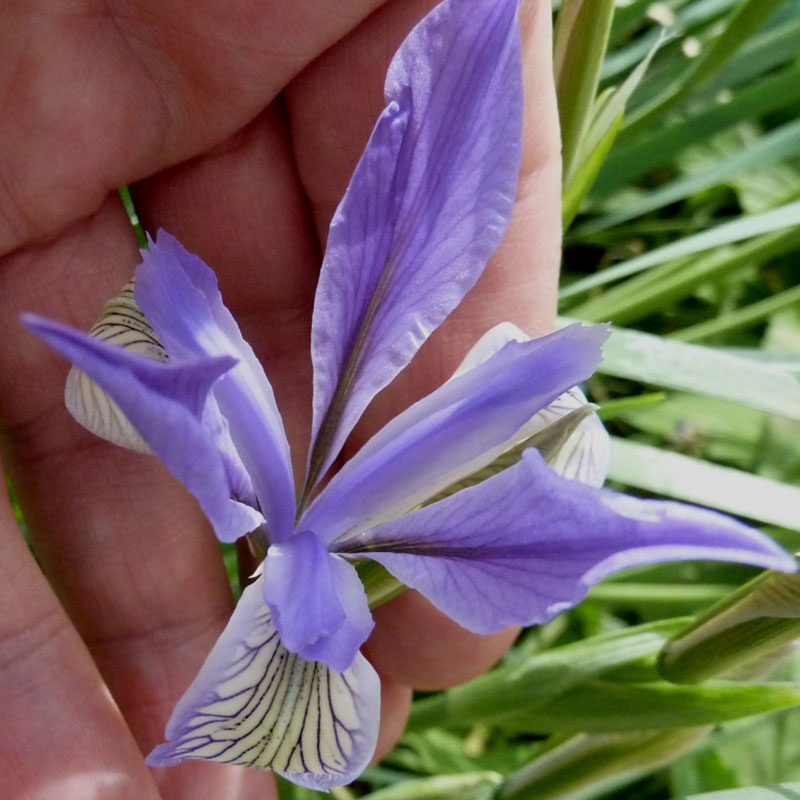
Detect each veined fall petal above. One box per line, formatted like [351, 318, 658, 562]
[147, 574, 380, 790]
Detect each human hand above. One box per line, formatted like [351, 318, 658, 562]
[0, 1, 561, 798]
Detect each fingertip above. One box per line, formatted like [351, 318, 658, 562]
[372, 676, 413, 763]
[363, 590, 519, 690]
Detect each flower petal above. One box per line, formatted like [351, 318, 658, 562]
[302, 324, 608, 545]
[65, 277, 168, 453]
[306, 0, 523, 490]
[452, 322, 610, 485]
[147, 575, 380, 790]
[135, 232, 295, 540]
[338, 449, 796, 635]
[24, 315, 263, 542]
[263, 531, 374, 672]
[529, 387, 610, 486]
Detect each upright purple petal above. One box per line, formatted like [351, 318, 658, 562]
[24, 315, 263, 542]
[263, 531, 374, 672]
[302, 325, 608, 545]
[148, 575, 380, 790]
[135, 233, 295, 541]
[306, 0, 523, 490]
[337, 449, 795, 635]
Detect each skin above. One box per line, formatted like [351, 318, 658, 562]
[0, 0, 561, 798]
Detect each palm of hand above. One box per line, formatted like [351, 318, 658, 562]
[0, 1, 560, 798]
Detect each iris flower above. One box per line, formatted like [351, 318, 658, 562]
[25, 0, 794, 789]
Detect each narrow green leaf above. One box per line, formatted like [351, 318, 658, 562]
[566, 223, 800, 324]
[561, 201, 800, 305]
[585, 322, 800, 422]
[677, 782, 800, 799]
[361, 773, 502, 800]
[358, 560, 405, 609]
[578, 117, 800, 235]
[407, 619, 692, 731]
[593, 63, 800, 197]
[695, 8, 800, 101]
[504, 679, 800, 733]
[499, 727, 711, 800]
[563, 111, 623, 229]
[607, 437, 800, 530]
[582, 32, 663, 166]
[596, 392, 667, 421]
[553, 0, 616, 181]
[672, 283, 800, 343]
[660, 568, 800, 684]
[589, 582, 732, 614]
[621, 0, 787, 138]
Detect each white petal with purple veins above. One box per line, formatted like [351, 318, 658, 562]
[147, 575, 380, 790]
[65, 278, 166, 453]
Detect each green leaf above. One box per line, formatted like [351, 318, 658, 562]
[585, 322, 800, 422]
[672, 283, 800, 343]
[566, 222, 800, 325]
[498, 727, 712, 800]
[360, 773, 503, 800]
[676, 783, 800, 799]
[596, 392, 667, 421]
[622, 0, 788, 138]
[660, 568, 800, 684]
[563, 110, 623, 230]
[553, 0, 616, 181]
[407, 619, 692, 731]
[504, 680, 800, 733]
[359, 560, 405, 608]
[560, 201, 800, 306]
[577, 117, 800, 235]
[592, 62, 800, 197]
[608, 438, 800, 531]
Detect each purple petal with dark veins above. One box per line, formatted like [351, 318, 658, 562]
[147, 575, 380, 789]
[24, 315, 263, 542]
[338, 449, 796, 634]
[306, 0, 523, 490]
[302, 324, 608, 545]
[135, 232, 295, 541]
[263, 531, 374, 672]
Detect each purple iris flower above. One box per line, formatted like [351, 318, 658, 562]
[24, 0, 795, 789]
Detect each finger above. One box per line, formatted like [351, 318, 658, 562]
[373, 676, 412, 763]
[0, 197, 275, 800]
[364, 592, 520, 690]
[286, 0, 561, 688]
[0, 0, 393, 256]
[0, 480, 162, 800]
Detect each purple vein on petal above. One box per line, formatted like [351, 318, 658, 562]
[337, 449, 796, 635]
[305, 0, 524, 495]
[147, 575, 380, 789]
